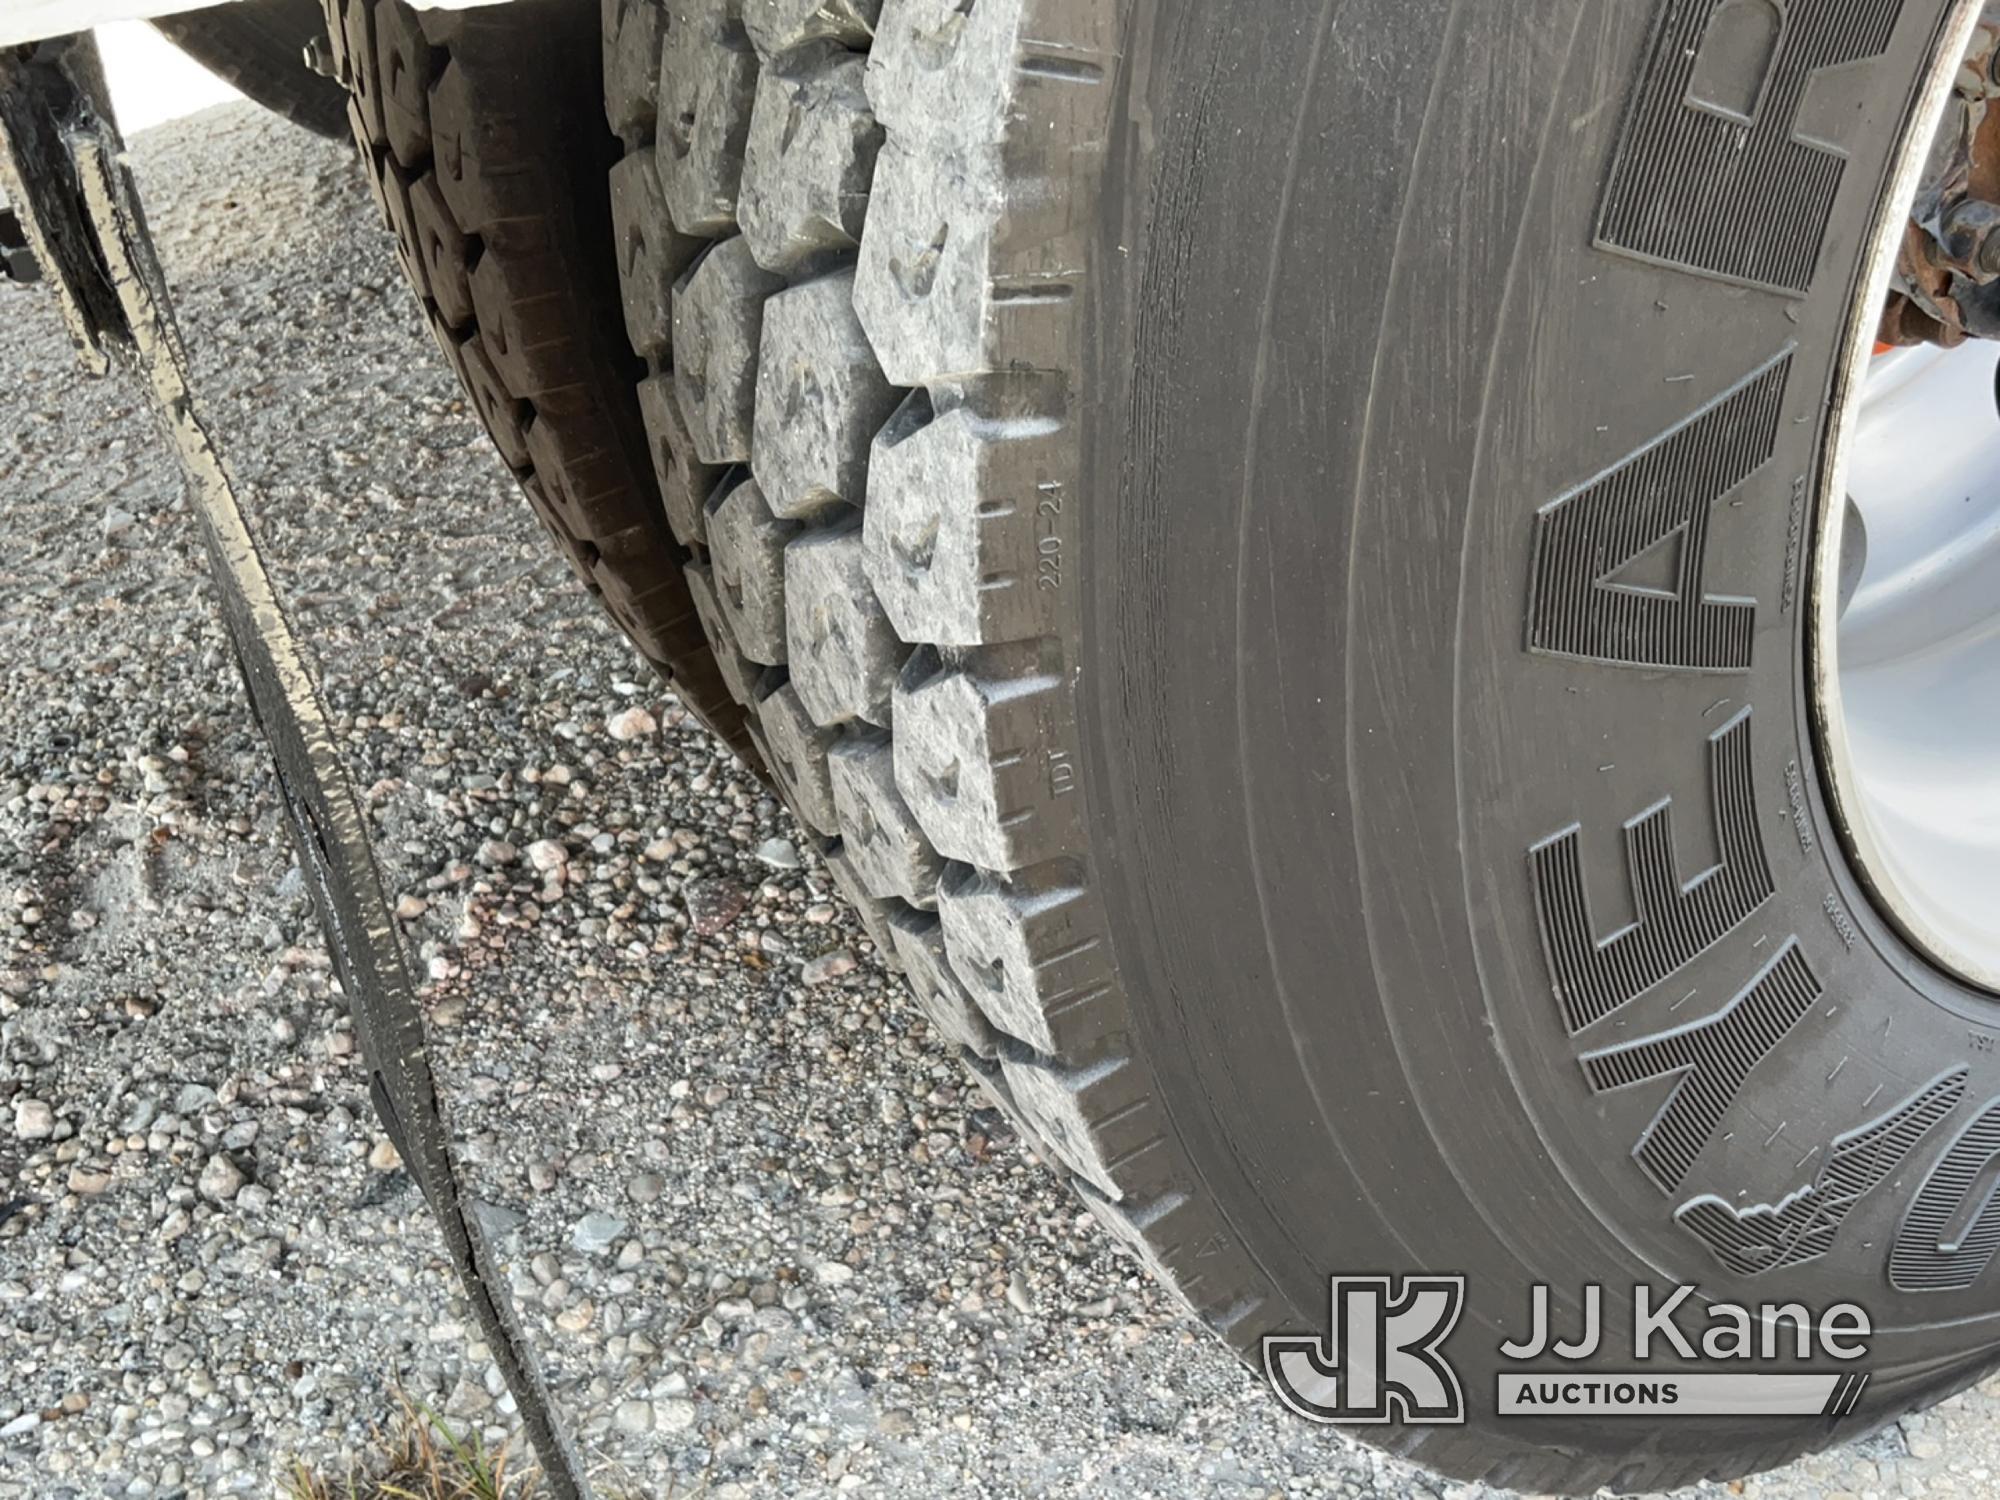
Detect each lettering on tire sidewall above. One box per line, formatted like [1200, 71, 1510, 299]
[1492, 0, 2000, 1331]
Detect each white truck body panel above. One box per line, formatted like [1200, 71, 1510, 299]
[1, 0, 508, 48]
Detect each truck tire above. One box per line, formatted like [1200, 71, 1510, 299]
[599, 0, 2000, 1490]
[152, 0, 348, 138]
[322, 0, 753, 762]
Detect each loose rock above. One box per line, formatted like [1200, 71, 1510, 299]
[11, 1098, 54, 1140]
[571, 1211, 628, 1255]
[802, 948, 857, 985]
[606, 706, 658, 741]
[197, 1154, 247, 1203]
[755, 836, 801, 869]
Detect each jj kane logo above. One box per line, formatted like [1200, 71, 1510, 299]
[1263, 1276, 1467, 1424]
[1263, 1277, 1875, 1425]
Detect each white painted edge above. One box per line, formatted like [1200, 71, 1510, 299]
[2, 0, 513, 50]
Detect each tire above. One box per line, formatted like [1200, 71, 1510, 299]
[591, 0, 2000, 1490]
[320, 0, 753, 762]
[152, 0, 349, 138]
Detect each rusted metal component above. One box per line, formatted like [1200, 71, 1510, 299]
[0, 34, 591, 1500]
[1879, 10, 2000, 346]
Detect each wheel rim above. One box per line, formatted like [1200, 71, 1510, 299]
[1816, 2, 2000, 993]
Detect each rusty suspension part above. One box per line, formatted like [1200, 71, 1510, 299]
[1879, 9, 2000, 346]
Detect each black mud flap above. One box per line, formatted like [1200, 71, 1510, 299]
[0, 35, 591, 1500]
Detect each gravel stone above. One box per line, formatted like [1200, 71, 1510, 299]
[476, 838, 518, 867]
[571, 1212, 628, 1255]
[743, 0, 879, 55]
[605, 706, 658, 741]
[197, 1154, 247, 1203]
[11, 1098, 53, 1140]
[684, 877, 749, 935]
[754, 836, 800, 869]
[656, 1397, 699, 1434]
[801, 948, 857, 986]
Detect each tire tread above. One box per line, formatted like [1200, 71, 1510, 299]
[328, 0, 752, 760]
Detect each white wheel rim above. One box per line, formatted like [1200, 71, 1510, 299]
[1815, 0, 2000, 991]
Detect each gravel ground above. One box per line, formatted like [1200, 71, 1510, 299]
[0, 103, 1997, 1500]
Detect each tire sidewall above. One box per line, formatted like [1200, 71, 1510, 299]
[1080, 0, 1996, 1468]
